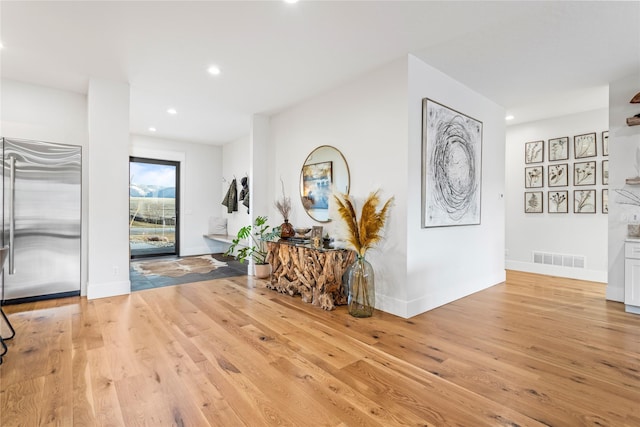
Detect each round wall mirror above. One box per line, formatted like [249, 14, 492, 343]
[300, 145, 350, 223]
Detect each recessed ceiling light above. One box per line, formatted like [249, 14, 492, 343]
[167, 108, 177, 115]
[149, 127, 156, 132]
[505, 115, 515, 121]
[284, 0, 299, 3]
[207, 65, 221, 76]
[0, 41, 4, 49]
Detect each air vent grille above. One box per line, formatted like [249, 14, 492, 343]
[533, 251, 585, 269]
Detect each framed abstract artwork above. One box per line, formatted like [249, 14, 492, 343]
[574, 161, 596, 186]
[548, 190, 569, 213]
[602, 131, 609, 156]
[525, 191, 543, 213]
[602, 189, 609, 214]
[602, 160, 609, 185]
[421, 98, 482, 228]
[574, 189, 596, 213]
[525, 140, 544, 164]
[574, 132, 597, 159]
[548, 137, 569, 161]
[525, 166, 544, 188]
[301, 161, 333, 210]
[548, 163, 568, 187]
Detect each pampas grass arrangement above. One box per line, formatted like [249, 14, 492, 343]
[334, 190, 393, 317]
[333, 191, 394, 257]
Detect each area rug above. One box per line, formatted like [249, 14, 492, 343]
[132, 255, 227, 277]
[130, 254, 248, 292]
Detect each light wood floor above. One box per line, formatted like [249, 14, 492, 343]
[1, 271, 640, 426]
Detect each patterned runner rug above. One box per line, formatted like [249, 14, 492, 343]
[130, 254, 247, 291]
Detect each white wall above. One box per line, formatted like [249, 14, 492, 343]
[130, 134, 223, 257]
[0, 79, 90, 295]
[407, 55, 506, 317]
[270, 57, 409, 316]
[266, 55, 506, 318]
[505, 109, 609, 282]
[607, 73, 640, 301]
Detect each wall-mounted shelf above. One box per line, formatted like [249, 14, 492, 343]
[627, 116, 640, 127]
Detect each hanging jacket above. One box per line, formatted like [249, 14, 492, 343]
[239, 176, 250, 213]
[221, 179, 238, 213]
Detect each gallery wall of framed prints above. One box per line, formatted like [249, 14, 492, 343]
[524, 130, 608, 214]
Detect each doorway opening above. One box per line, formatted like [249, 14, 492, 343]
[129, 157, 180, 258]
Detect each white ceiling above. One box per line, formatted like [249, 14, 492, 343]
[1, 1, 638, 145]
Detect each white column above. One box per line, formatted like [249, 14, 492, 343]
[87, 78, 131, 299]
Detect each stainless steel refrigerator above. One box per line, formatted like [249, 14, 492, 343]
[1, 138, 81, 304]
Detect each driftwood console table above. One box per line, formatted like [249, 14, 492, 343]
[265, 240, 355, 310]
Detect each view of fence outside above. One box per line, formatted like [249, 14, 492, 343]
[130, 160, 177, 256]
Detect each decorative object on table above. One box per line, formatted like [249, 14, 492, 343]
[225, 216, 280, 278]
[630, 92, 640, 126]
[311, 226, 323, 249]
[524, 140, 544, 164]
[548, 136, 569, 161]
[524, 166, 544, 188]
[602, 131, 609, 156]
[548, 163, 568, 187]
[334, 190, 393, 318]
[421, 98, 482, 228]
[574, 190, 596, 214]
[294, 227, 311, 238]
[275, 178, 295, 239]
[574, 132, 597, 159]
[524, 191, 543, 213]
[548, 191, 568, 213]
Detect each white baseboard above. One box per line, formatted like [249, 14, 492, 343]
[87, 279, 130, 300]
[506, 260, 607, 283]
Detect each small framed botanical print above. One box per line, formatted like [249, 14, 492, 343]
[548, 191, 569, 213]
[602, 160, 609, 185]
[574, 189, 596, 213]
[602, 189, 609, 214]
[574, 161, 596, 186]
[548, 137, 569, 161]
[548, 163, 568, 187]
[602, 131, 609, 156]
[525, 191, 543, 213]
[574, 132, 597, 158]
[525, 166, 544, 188]
[525, 140, 544, 164]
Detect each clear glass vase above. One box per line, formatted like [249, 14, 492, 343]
[347, 256, 375, 317]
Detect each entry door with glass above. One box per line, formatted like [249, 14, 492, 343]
[129, 157, 180, 258]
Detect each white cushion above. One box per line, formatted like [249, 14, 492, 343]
[208, 217, 228, 235]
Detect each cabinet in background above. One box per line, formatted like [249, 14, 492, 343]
[624, 239, 640, 314]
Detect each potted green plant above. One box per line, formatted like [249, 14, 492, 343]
[225, 216, 280, 278]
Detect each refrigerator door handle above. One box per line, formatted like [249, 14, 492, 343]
[8, 155, 15, 275]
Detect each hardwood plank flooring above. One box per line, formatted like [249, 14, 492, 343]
[1, 270, 640, 426]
